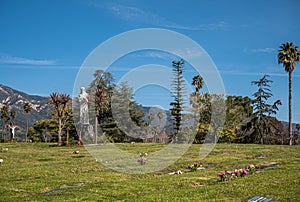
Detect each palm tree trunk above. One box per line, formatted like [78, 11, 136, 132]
[1, 121, 4, 141]
[26, 113, 29, 142]
[289, 71, 293, 145]
[58, 118, 62, 146]
[3, 121, 7, 142]
[66, 129, 69, 146]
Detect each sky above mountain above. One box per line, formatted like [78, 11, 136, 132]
[0, 0, 299, 123]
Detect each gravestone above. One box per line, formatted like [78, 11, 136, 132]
[42, 182, 84, 194]
[258, 156, 267, 159]
[248, 196, 275, 202]
[43, 188, 64, 194]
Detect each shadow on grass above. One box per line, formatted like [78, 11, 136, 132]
[72, 155, 85, 158]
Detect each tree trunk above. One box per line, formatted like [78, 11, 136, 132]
[289, 71, 293, 145]
[1, 121, 5, 141]
[3, 122, 7, 142]
[95, 116, 98, 144]
[10, 128, 13, 141]
[58, 118, 62, 146]
[66, 130, 69, 146]
[26, 113, 29, 142]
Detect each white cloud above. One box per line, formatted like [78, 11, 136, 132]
[132, 51, 177, 60]
[244, 48, 276, 54]
[0, 54, 56, 65]
[173, 48, 204, 59]
[128, 48, 205, 60]
[91, 3, 227, 31]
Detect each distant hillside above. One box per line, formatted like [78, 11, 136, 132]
[280, 121, 299, 133]
[0, 84, 51, 135]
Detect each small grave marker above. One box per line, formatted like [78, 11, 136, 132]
[248, 196, 275, 202]
[0, 147, 8, 152]
[43, 188, 64, 195]
[42, 182, 84, 194]
[265, 164, 281, 170]
[258, 156, 267, 159]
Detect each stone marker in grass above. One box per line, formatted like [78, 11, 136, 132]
[42, 183, 84, 194]
[248, 196, 275, 202]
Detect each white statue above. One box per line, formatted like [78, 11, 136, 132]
[79, 87, 89, 125]
[8, 122, 16, 140]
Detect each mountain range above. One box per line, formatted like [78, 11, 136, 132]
[0, 84, 51, 135]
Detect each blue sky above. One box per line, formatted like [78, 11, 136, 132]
[0, 0, 299, 123]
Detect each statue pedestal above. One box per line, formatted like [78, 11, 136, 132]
[79, 123, 95, 144]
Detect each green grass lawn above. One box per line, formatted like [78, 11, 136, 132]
[0, 143, 299, 201]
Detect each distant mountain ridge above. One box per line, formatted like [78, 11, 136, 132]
[0, 84, 51, 135]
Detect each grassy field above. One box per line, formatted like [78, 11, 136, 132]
[0, 143, 299, 201]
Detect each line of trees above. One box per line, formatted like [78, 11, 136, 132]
[0, 106, 16, 141]
[169, 41, 300, 145]
[0, 102, 32, 142]
[85, 70, 146, 143]
[1, 42, 299, 145]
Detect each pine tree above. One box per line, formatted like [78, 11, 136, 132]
[170, 59, 185, 142]
[250, 74, 282, 144]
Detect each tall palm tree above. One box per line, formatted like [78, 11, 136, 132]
[192, 75, 204, 93]
[191, 75, 204, 119]
[278, 42, 300, 145]
[1, 106, 9, 141]
[23, 102, 32, 142]
[10, 110, 16, 123]
[50, 93, 71, 146]
[9, 110, 17, 140]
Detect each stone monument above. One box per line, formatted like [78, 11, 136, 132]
[78, 87, 94, 143]
[8, 122, 16, 140]
[79, 87, 89, 125]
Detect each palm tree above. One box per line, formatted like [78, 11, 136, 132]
[50, 93, 71, 146]
[278, 42, 300, 145]
[191, 75, 204, 108]
[23, 102, 32, 142]
[1, 106, 9, 141]
[192, 75, 204, 94]
[10, 110, 16, 123]
[9, 110, 17, 140]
